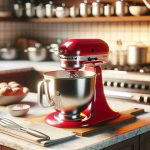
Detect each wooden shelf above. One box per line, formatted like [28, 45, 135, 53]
[0, 16, 150, 23]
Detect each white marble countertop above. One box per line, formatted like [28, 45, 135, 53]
[0, 93, 150, 150]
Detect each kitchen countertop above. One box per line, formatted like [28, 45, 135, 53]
[0, 61, 150, 82]
[0, 60, 61, 72]
[0, 93, 150, 150]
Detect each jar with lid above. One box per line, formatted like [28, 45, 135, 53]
[45, 1, 55, 18]
[115, 0, 129, 16]
[104, 4, 115, 17]
[80, 0, 92, 17]
[13, 0, 24, 18]
[92, 0, 104, 17]
[25, 0, 36, 18]
[36, 3, 45, 18]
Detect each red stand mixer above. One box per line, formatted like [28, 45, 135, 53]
[38, 39, 120, 128]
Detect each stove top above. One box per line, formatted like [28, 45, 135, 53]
[102, 65, 150, 73]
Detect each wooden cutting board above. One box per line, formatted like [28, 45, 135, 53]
[27, 108, 144, 136]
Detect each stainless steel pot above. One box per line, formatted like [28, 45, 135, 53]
[25, 2, 35, 18]
[45, 1, 55, 18]
[0, 47, 18, 60]
[47, 43, 60, 61]
[36, 4, 45, 18]
[25, 43, 47, 61]
[92, 0, 104, 17]
[115, 0, 129, 16]
[69, 6, 79, 17]
[127, 45, 150, 65]
[38, 70, 96, 120]
[13, 3, 24, 18]
[79, 0, 92, 17]
[104, 4, 114, 16]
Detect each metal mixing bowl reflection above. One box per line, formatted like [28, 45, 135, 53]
[38, 70, 96, 121]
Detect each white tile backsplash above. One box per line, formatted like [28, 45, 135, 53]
[0, 1, 149, 52]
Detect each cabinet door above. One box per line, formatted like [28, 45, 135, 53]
[140, 131, 150, 150]
[105, 136, 139, 150]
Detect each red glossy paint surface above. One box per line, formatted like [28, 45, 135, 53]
[59, 39, 109, 56]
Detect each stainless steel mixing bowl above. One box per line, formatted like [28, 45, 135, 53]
[38, 70, 96, 120]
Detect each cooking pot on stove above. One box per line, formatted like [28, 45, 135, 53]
[127, 44, 150, 66]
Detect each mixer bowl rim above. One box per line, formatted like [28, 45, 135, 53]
[43, 70, 96, 80]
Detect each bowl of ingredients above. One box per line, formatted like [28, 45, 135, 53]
[7, 104, 30, 117]
[0, 81, 29, 106]
[129, 5, 148, 16]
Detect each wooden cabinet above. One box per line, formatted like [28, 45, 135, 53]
[140, 131, 150, 150]
[105, 136, 139, 150]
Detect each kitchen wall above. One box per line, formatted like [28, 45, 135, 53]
[0, 0, 150, 52]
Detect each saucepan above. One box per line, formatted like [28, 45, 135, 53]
[127, 44, 150, 66]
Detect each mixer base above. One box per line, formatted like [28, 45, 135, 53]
[45, 111, 119, 128]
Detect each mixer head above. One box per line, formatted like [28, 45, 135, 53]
[58, 39, 109, 70]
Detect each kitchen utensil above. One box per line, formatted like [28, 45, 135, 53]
[129, 5, 148, 16]
[25, 43, 47, 61]
[55, 3, 69, 18]
[0, 118, 50, 140]
[92, 0, 104, 16]
[25, 2, 35, 18]
[7, 104, 30, 117]
[115, 0, 129, 16]
[0, 47, 18, 60]
[143, 0, 150, 9]
[47, 43, 60, 61]
[13, 2, 24, 18]
[36, 4, 45, 18]
[104, 4, 115, 16]
[38, 39, 120, 128]
[127, 44, 150, 65]
[69, 6, 79, 17]
[0, 92, 28, 106]
[79, 0, 92, 17]
[45, 1, 55, 18]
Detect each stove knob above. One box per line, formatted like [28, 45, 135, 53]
[113, 82, 118, 87]
[147, 97, 150, 103]
[121, 82, 128, 88]
[141, 85, 149, 90]
[107, 81, 111, 86]
[117, 82, 121, 87]
[134, 84, 142, 89]
[128, 83, 135, 89]
[104, 81, 107, 86]
[110, 82, 114, 87]
[139, 96, 144, 102]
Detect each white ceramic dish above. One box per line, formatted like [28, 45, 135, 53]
[129, 6, 148, 16]
[7, 104, 30, 117]
[0, 92, 28, 106]
[0, 11, 12, 17]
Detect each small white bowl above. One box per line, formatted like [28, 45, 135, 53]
[129, 6, 148, 16]
[7, 104, 30, 117]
